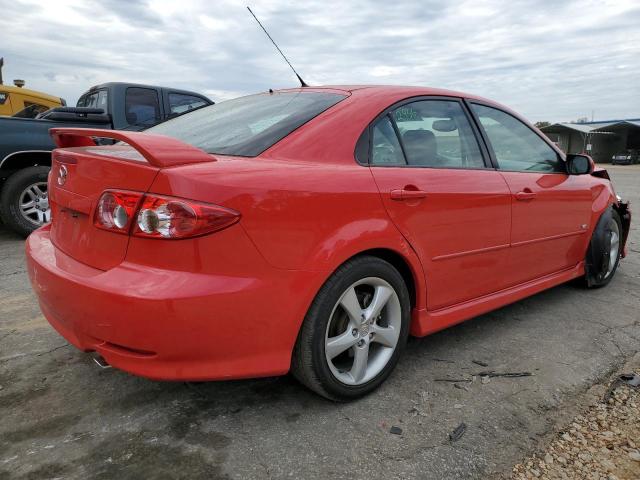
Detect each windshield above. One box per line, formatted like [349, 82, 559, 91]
[147, 91, 346, 157]
[12, 103, 50, 118]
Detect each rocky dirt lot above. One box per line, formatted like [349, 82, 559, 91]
[1, 165, 639, 480]
[511, 356, 640, 480]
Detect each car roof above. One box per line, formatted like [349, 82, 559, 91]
[273, 84, 521, 125]
[276, 84, 496, 103]
[85, 82, 212, 101]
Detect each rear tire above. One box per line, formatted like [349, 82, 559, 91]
[291, 256, 411, 401]
[0, 166, 51, 238]
[584, 208, 622, 288]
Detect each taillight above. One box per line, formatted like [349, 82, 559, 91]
[133, 194, 240, 239]
[94, 191, 142, 234]
[93, 190, 240, 239]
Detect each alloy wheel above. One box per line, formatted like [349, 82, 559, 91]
[19, 182, 50, 226]
[324, 277, 401, 385]
[605, 220, 620, 278]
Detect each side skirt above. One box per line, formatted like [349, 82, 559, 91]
[410, 262, 585, 337]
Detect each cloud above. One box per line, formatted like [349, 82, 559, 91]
[1, 0, 639, 121]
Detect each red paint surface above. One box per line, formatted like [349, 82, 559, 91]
[26, 86, 626, 381]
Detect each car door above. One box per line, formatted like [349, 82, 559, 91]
[469, 103, 593, 285]
[366, 98, 513, 311]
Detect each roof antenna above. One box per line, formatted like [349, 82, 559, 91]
[247, 6, 309, 87]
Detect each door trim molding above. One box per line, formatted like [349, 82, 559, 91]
[511, 229, 586, 248]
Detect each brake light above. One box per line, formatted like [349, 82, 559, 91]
[94, 191, 142, 234]
[93, 190, 240, 239]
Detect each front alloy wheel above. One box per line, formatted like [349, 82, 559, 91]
[292, 256, 410, 401]
[603, 218, 620, 279]
[584, 208, 623, 288]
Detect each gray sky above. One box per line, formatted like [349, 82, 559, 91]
[2, 0, 639, 122]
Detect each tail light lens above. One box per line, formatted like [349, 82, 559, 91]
[94, 191, 142, 234]
[134, 194, 240, 239]
[93, 190, 240, 239]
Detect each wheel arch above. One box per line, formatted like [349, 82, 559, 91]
[613, 200, 631, 258]
[0, 150, 52, 172]
[352, 248, 420, 309]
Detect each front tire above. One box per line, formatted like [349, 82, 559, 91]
[0, 166, 51, 238]
[291, 256, 411, 401]
[584, 208, 622, 288]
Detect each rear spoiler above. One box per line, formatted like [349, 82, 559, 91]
[49, 127, 214, 168]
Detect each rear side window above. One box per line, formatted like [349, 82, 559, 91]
[471, 104, 563, 173]
[77, 90, 108, 111]
[148, 91, 346, 157]
[125, 88, 161, 127]
[169, 93, 208, 115]
[371, 116, 406, 165]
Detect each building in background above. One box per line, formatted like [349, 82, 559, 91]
[541, 119, 640, 163]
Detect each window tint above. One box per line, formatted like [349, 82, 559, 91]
[471, 104, 563, 173]
[148, 91, 345, 157]
[125, 88, 161, 127]
[371, 116, 406, 165]
[391, 100, 484, 168]
[169, 93, 207, 115]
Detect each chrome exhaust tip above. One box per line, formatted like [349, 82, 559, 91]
[92, 354, 111, 369]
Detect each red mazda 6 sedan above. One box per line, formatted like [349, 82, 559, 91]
[26, 86, 630, 400]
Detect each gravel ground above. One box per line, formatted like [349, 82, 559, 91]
[511, 355, 640, 480]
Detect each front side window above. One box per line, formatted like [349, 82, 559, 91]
[169, 93, 208, 115]
[471, 104, 563, 173]
[125, 88, 161, 127]
[148, 91, 345, 157]
[376, 100, 485, 168]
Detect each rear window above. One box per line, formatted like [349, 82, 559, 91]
[147, 91, 346, 157]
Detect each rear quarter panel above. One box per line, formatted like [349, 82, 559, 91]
[149, 157, 427, 309]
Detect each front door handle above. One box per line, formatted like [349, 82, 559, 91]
[390, 188, 427, 201]
[515, 190, 536, 201]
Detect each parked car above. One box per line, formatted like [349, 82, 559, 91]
[611, 150, 639, 165]
[25, 86, 631, 401]
[0, 82, 212, 236]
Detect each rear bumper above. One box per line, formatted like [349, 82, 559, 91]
[26, 226, 321, 381]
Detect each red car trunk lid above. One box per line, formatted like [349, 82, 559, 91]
[50, 147, 159, 270]
[47, 128, 214, 270]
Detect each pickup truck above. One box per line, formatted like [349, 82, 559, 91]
[0, 82, 212, 236]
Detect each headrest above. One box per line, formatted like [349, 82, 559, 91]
[402, 130, 437, 165]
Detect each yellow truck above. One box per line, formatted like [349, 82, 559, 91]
[0, 58, 65, 117]
[0, 83, 65, 117]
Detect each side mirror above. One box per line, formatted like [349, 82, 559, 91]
[566, 154, 594, 175]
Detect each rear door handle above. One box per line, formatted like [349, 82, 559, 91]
[390, 188, 427, 201]
[515, 190, 536, 201]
